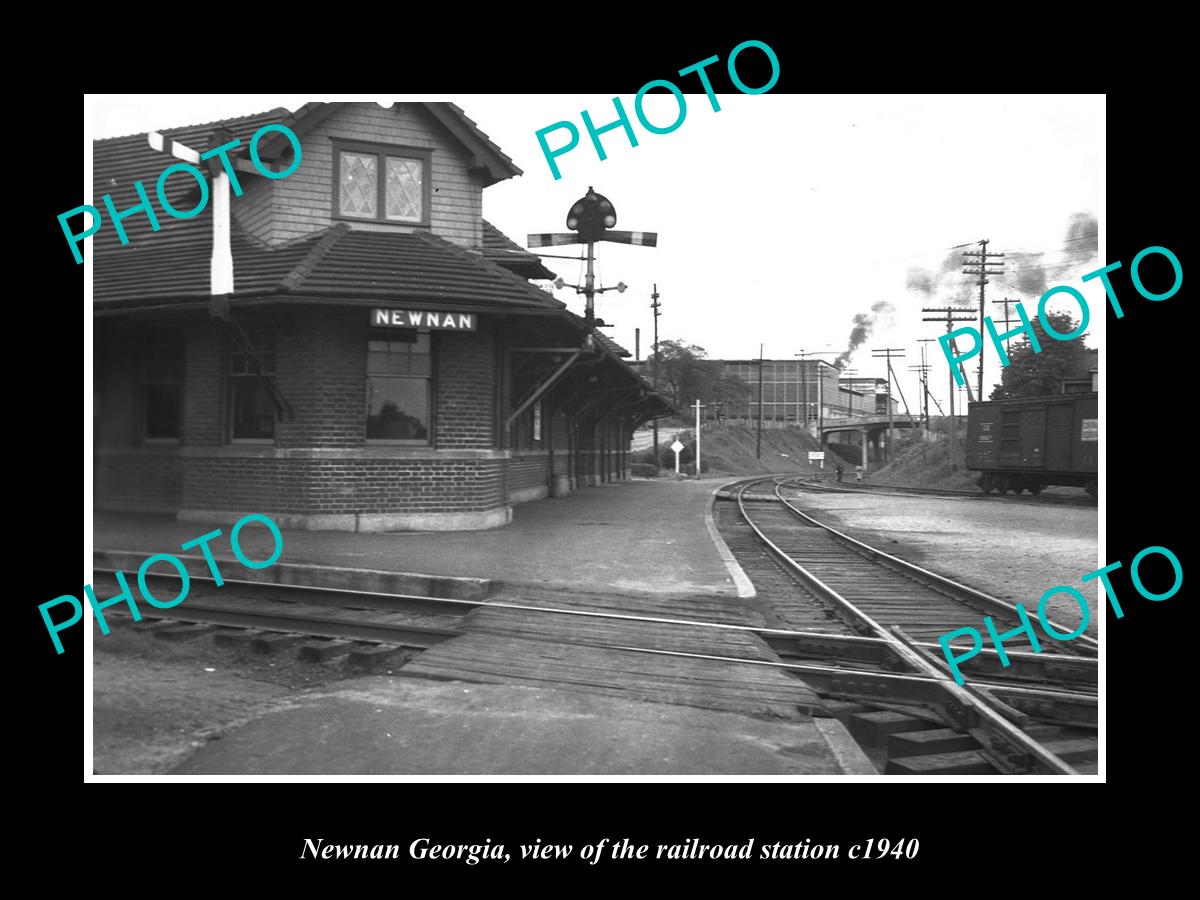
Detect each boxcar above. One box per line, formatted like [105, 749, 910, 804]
[965, 392, 1098, 496]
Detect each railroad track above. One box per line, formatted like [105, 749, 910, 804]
[793, 477, 1096, 506]
[716, 475, 1098, 775]
[94, 484, 1099, 776]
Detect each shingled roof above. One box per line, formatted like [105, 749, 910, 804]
[92, 104, 559, 314]
[480, 220, 556, 281]
[93, 219, 569, 313]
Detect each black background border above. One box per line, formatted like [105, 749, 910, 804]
[23, 23, 1187, 885]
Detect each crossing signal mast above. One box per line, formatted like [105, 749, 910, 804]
[529, 187, 657, 346]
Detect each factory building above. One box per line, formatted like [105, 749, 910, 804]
[628, 357, 898, 427]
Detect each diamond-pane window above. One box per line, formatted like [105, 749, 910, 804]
[385, 157, 423, 221]
[339, 151, 377, 218]
[335, 143, 430, 225]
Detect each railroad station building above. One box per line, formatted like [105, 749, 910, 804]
[92, 101, 671, 532]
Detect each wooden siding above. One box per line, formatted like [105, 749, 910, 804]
[232, 103, 484, 249]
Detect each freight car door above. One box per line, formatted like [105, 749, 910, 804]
[1019, 407, 1047, 467]
[1044, 402, 1074, 471]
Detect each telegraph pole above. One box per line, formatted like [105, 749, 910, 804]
[922, 307, 976, 470]
[756, 343, 765, 459]
[993, 295, 1017, 335]
[694, 398, 705, 478]
[871, 348, 905, 463]
[841, 367, 859, 417]
[962, 240, 1005, 401]
[650, 284, 661, 466]
[917, 338, 940, 428]
[795, 350, 837, 436]
[908, 363, 930, 428]
[817, 361, 824, 437]
[798, 350, 806, 430]
[913, 343, 947, 419]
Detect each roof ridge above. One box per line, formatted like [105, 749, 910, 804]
[94, 107, 291, 144]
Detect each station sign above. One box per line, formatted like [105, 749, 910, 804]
[372, 309, 477, 331]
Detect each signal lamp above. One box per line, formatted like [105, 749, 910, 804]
[565, 186, 618, 243]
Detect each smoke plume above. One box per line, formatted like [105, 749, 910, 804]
[906, 249, 977, 305]
[905, 213, 1099, 306]
[834, 300, 895, 367]
[906, 268, 935, 296]
[1005, 251, 1049, 295]
[998, 212, 1099, 298]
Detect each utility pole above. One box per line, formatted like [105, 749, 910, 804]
[634, 327, 640, 362]
[992, 295, 1018, 335]
[908, 363, 930, 428]
[795, 350, 837, 437]
[694, 398, 705, 478]
[756, 343, 765, 459]
[817, 361, 824, 437]
[962, 240, 1005, 401]
[871, 348, 905, 463]
[912, 344, 948, 419]
[796, 350, 807, 432]
[650, 285, 661, 466]
[917, 338, 940, 428]
[922, 307, 976, 470]
[840, 367, 859, 417]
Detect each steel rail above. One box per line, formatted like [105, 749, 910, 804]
[98, 566, 1094, 683]
[118, 598, 1093, 727]
[734, 477, 1083, 775]
[136, 601, 460, 648]
[790, 478, 1094, 506]
[100, 556, 1099, 691]
[771, 478, 1100, 653]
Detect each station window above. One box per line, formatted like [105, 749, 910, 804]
[229, 330, 277, 441]
[334, 141, 431, 226]
[366, 328, 432, 442]
[140, 326, 183, 440]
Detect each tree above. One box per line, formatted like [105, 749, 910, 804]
[655, 339, 751, 412]
[989, 311, 1095, 400]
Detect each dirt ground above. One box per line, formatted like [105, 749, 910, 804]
[786, 492, 1101, 637]
[92, 623, 413, 774]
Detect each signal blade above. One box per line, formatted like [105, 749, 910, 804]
[601, 231, 658, 247]
[148, 132, 202, 164]
[527, 232, 583, 248]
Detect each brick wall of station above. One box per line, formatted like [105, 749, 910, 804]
[94, 308, 637, 527]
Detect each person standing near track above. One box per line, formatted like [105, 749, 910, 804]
[836, 463, 844, 483]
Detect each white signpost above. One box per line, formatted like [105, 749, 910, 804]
[671, 439, 685, 474]
[808, 451, 825, 469]
[148, 131, 233, 296]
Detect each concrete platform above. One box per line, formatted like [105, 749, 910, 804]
[92, 479, 880, 776]
[94, 479, 750, 598]
[168, 677, 875, 776]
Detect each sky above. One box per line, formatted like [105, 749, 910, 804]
[87, 93, 1104, 413]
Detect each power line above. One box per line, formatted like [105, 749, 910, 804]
[962, 240, 1005, 402]
[921, 308, 975, 470]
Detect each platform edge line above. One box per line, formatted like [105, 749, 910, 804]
[705, 487, 757, 599]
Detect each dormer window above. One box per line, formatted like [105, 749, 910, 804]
[333, 140, 432, 226]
